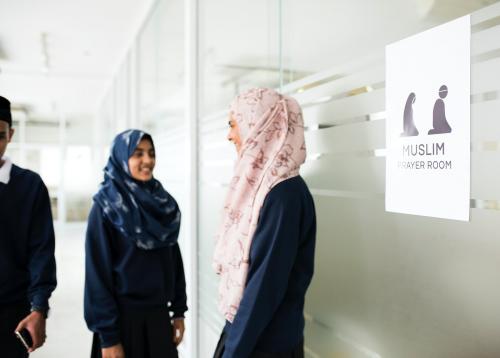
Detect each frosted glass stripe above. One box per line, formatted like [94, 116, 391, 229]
[471, 1, 500, 24]
[293, 67, 385, 106]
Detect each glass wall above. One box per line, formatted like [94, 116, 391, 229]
[196, 0, 284, 349]
[198, 0, 281, 116]
[135, 0, 187, 260]
[280, 1, 497, 85]
[138, 0, 185, 133]
[196, 1, 500, 356]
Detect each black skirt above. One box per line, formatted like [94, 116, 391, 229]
[90, 307, 178, 358]
[213, 330, 304, 358]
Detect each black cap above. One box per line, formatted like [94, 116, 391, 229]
[0, 96, 12, 127]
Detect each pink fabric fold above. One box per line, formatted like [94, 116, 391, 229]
[213, 88, 306, 322]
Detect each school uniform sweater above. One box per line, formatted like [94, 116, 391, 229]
[84, 203, 188, 348]
[222, 176, 316, 358]
[0, 164, 57, 310]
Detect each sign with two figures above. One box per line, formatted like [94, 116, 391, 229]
[385, 16, 470, 221]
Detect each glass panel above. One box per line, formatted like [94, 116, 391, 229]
[137, 0, 185, 133]
[98, 91, 115, 144]
[137, 0, 189, 355]
[284, 3, 500, 357]
[64, 146, 93, 221]
[196, 1, 500, 356]
[197, 1, 281, 351]
[281, 0, 497, 85]
[198, 0, 280, 116]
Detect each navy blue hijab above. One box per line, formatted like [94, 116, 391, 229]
[94, 129, 181, 250]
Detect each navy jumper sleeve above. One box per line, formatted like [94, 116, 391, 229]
[170, 243, 188, 318]
[84, 205, 121, 348]
[222, 187, 302, 358]
[27, 179, 57, 310]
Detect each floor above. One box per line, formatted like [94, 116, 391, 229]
[33, 223, 92, 358]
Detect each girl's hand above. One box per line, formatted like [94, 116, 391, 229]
[102, 343, 125, 358]
[172, 318, 185, 346]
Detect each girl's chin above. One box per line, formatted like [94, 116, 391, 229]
[133, 174, 153, 181]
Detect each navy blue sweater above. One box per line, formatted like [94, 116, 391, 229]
[84, 203, 188, 348]
[222, 176, 316, 358]
[0, 164, 57, 309]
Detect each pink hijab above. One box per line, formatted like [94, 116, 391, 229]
[213, 88, 307, 322]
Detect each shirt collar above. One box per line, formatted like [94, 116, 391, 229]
[0, 157, 13, 184]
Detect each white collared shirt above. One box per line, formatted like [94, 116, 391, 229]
[0, 156, 12, 184]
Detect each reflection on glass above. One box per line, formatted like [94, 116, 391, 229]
[138, 0, 185, 133]
[199, 0, 280, 116]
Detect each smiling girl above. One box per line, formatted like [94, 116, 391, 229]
[84, 129, 187, 358]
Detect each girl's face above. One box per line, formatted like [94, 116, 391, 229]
[128, 138, 155, 181]
[227, 115, 242, 154]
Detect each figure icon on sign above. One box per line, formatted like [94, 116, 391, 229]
[428, 85, 452, 135]
[401, 92, 419, 137]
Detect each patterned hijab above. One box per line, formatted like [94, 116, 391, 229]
[94, 129, 181, 250]
[213, 88, 307, 322]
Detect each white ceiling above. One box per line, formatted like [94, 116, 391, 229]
[0, 0, 153, 121]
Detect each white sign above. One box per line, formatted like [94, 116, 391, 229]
[385, 16, 470, 221]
